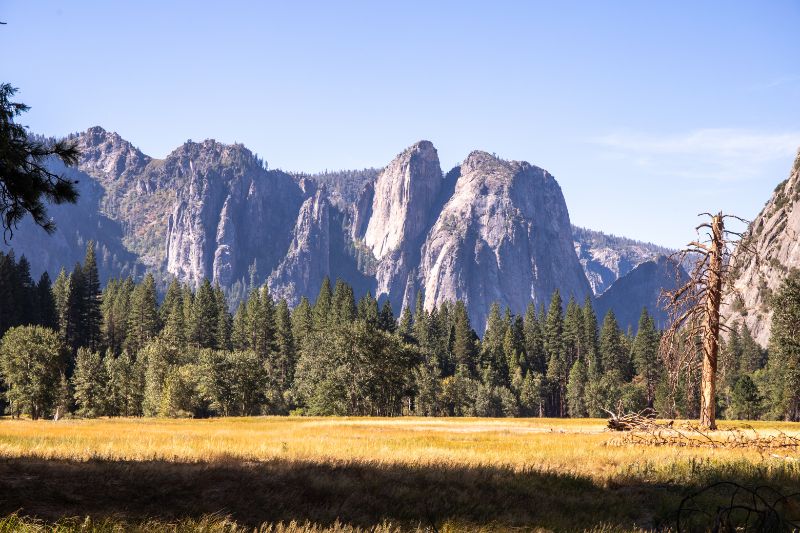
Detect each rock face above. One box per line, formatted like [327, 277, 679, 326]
[416, 151, 592, 331]
[723, 148, 800, 346]
[595, 255, 687, 333]
[267, 188, 332, 306]
[573, 226, 673, 295]
[362, 141, 443, 259]
[164, 140, 304, 288]
[352, 141, 446, 306]
[5, 126, 686, 333]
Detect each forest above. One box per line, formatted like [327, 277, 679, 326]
[0, 242, 798, 422]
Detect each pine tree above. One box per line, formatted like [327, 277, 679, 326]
[767, 270, 800, 420]
[481, 303, 508, 386]
[82, 242, 102, 350]
[451, 301, 477, 376]
[312, 277, 332, 331]
[397, 305, 415, 344]
[566, 359, 588, 417]
[72, 347, 108, 417]
[291, 297, 313, 351]
[523, 303, 546, 374]
[214, 284, 231, 351]
[231, 300, 250, 350]
[52, 267, 69, 337]
[562, 297, 583, 369]
[600, 310, 629, 380]
[331, 279, 356, 326]
[739, 324, 765, 373]
[125, 273, 159, 354]
[413, 293, 429, 348]
[189, 279, 219, 349]
[268, 299, 296, 411]
[632, 308, 660, 408]
[160, 281, 187, 349]
[36, 272, 58, 330]
[103, 277, 133, 355]
[581, 297, 599, 373]
[544, 290, 566, 416]
[357, 292, 379, 326]
[378, 300, 396, 333]
[63, 263, 87, 355]
[249, 286, 275, 359]
[0, 252, 20, 338]
[14, 255, 36, 326]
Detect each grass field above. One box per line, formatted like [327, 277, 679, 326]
[0, 417, 799, 532]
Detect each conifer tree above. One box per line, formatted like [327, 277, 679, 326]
[566, 359, 588, 417]
[523, 303, 546, 374]
[632, 308, 660, 408]
[331, 279, 356, 326]
[581, 298, 600, 374]
[562, 297, 583, 369]
[291, 297, 313, 351]
[231, 301, 250, 351]
[82, 242, 102, 350]
[766, 270, 800, 420]
[481, 303, 507, 386]
[544, 290, 566, 416]
[36, 272, 58, 330]
[189, 279, 219, 349]
[72, 347, 108, 417]
[272, 298, 296, 399]
[52, 267, 69, 335]
[397, 305, 415, 344]
[357, 292, 379, 326]
[600, 310, 629, 380]
[250, 286, 275, 359]
[0, 252, 19, 337]
[14, 255, 36, 326]
[63, 263, 86, 355]
[413, 293, 429, 348]
[105, 350, 142, 416]
[451, 301, 477, 376]
[160, 281, 187, 349]
[126, 273, 159, 354]
[378, 300, 396, 333]
[739, 324, 765, 373]
[312, 277, 332, 331]
[214, 284, 231, 351]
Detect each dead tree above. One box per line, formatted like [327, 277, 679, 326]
[660, 212, 755, 430]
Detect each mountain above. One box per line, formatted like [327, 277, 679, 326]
[723, 147, 800, 346]
[414, 151, 592, 329]
[3, 127, 675, 331]
[595, 255, 687, 333]
[164, 139, 305, 289]
[573, 226, 674, 295]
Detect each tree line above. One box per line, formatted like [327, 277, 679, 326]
[0, 243, 798, 420]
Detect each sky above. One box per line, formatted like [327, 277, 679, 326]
[1, 1, 799, 248]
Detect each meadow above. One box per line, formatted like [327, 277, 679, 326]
[0, 417, 799, 532]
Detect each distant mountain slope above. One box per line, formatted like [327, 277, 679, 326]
[298, 168, 380, 212]
[723, 147, 800, 346]
[595, 255, 687, 333]
[573, 226, 674, 295]
[3, 126, 676, 332]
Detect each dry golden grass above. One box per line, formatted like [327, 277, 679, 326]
[0, 417, 798, 531]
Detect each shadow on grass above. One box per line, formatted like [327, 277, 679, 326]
[0, 455, 746, 530]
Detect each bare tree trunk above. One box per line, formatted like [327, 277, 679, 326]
[700, 214, 723, 430]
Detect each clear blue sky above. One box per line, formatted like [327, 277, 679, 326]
[2, 1, 799, 248]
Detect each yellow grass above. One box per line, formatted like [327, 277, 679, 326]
[0, 417, 799, 531]
[0, 417, 792, 478]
